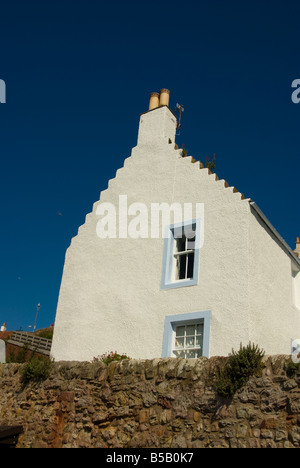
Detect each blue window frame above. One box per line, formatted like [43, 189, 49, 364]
[161, 219, 200, 290]
[162, 311, 211, 358]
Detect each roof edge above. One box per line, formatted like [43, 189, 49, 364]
[250, 201, 300, 269]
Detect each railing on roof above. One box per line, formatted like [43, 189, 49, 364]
[8, 331, 52, 356]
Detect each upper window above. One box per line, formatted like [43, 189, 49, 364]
[161, 219, 200, 289]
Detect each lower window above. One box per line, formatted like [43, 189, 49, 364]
[162, 311, 211, 358]
[173, 322, 204, 358]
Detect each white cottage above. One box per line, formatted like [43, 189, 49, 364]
[51, 89, 300, 361]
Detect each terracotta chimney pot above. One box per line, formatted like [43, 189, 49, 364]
[149, 92, 160, 111]
[159, 88, 170, 107]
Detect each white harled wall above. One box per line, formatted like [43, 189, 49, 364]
[51, 105, 300, 361]
[293, 271, 300, 311]
[248, 209, 300, 353]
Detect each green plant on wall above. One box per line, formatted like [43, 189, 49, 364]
[92, 351, 130, 366]
[205, 153, 216, 173]
[36, 329, 53, 340]
[21, 357, 53, 384]
[286, 359, 300, 377]
[214, 342, 265, 398]
[180, 145, 217, 175]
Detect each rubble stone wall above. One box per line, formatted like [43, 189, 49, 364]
[0, 356, 300, 448]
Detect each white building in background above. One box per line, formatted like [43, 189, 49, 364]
[51, 89, 300, 361]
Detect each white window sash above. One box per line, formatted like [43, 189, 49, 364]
[172, 322, 204, 358]
[161, 218, 201, 290]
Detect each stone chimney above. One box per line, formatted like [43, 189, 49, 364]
[137, 88, 177, 147]
[294, 237, 300, 257]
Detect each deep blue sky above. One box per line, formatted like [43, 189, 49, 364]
[0, 0, 299, 331]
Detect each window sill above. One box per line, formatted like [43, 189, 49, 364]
[161, 278, 198, 290]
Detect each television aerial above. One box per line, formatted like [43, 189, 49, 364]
[174, 103, 184, 135]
